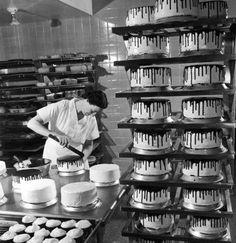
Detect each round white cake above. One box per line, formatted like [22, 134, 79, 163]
[190, 216, 228, 236]
[183, 64, 225, 86]
[125, 35, 169, 57]
[183, 129, 222, 150]
[139, 213, 173, 231]
[126, 6, 155, 26]
[61, 182, 97, 207]
[154, 0, 199, 22]
[129, 66, 172, 88]
[57, 155, 84, 173]
[132, 99, 171, 120]
[182, 97, 223, 119]
[199, 1, 228, 19]
[182, 160, 222, 177]
[133, 158, 171, 176]
[21, 179, 57, 204]
[180, 30, 224, 55]
[183, 188, 222, 207]
[132, 187, 170, 206]
[89, 164, 120, 183]
[133, 130, 171, 151]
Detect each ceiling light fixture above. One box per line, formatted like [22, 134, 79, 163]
[50, 18, 61, 27]
[7, 7, 20, 26]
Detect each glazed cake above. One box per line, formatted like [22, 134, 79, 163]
[132, 187, 170, 206]
[133, 130, 171, 151]
[139, 213, 174, 231]
[182, 160, 222, 177]
[126, 6, 155, 26]
[61, 182, 98, 208]
[133, 158, 171, 176]
[183, 64, 225, 86]
[131, 99, 171, 120]
[182, 97, 223, 119]
[183, 129, 223, 150]
[190, 216, 228, 237]
[89, 164, 120, 184]
[199, 1, 228, 19]
[125, 35, 169, 57]
[183, 188, 222, 208]
[180, 30, 224, 55]
[154, 0, 199, 22]
[57, 155, 85, 173]
[21, 178, 57, 204]
[130, 66, 172, 88]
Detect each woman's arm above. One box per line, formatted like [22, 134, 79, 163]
[27, 115, 69, 146]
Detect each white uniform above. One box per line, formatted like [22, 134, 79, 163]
[37, 98, 99, 167]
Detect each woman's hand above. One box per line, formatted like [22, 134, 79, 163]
[51, 133, 70, 147]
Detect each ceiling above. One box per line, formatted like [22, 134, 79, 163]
[0, 0, 115, 26]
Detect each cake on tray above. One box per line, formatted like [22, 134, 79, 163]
[129, 66, 172, 88]
[89, 163, 120, 186]
[126, 6, 155, 26]
[154, 0, 199, 22]
[183, 64, 225, 87]
[125, 35, 169, 58]
[199, 1, 228, 19]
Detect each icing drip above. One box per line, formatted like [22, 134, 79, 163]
[192, 217, 227, 228]
[57, 160, 83, 168]
[134, 188, 169, 203]
[134, 158, 169, 171]
[199, 1, 228, 19]
[156, 0, 199, 12]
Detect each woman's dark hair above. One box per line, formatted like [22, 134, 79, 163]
[82, 86, 108, 109]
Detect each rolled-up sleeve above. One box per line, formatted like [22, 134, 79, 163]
[86, 117, 100, 141]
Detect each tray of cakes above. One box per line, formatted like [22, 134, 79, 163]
[0, 214, 101, 243]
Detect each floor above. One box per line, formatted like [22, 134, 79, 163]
[103, 160, 236, 243]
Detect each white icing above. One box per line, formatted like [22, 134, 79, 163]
[132, 188, 170, 205]
[183, 130, 222, 149]
[199, 1, 228, 19]
[154, 0, 199, 20]
[180, 31, 224, 53]
[131, 99, 171, 120]
[183, 189, 221, 206]
[57, 158, 84, 172]
[191, 217, 228, 234]
[184, 65, 225, 86]
[182, 160, 222, 177]
[133, 130, 171, 150]
[125, 35, 169, 57]
[89, 164, 120, 183]
[182, 98, 223, 119]
[140, 214, 173, 230]
[130, 66, 172, 88]
[126, 6, 155, 26]
[134, 158, 171, 176]
[21, 179, 57, 204]
[61, 182, 97, 207]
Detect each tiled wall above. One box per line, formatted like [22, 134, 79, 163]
[0, 0, 235, 162]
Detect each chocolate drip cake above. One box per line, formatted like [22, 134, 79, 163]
[199, 1, 228, 19]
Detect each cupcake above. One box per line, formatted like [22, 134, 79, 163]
[45, 220, 61, 230]
[75, 219, 92, 237]
[13, 233, 30, 243]
[42, 238, 59, 243]
[60, 220, 76, 231]
[25, 224, 40, 237]
[34, 217, 48, 227]
[50, 228, 66, 240]
[22, 215, 36, 226]
[34, 228, 50, 238]
[0, 231, 16, 242]
[59, 236, 76, 243]
[66, 228, 84, 242]
[9, 224, 26, 234]
[27, 236, 44, 243]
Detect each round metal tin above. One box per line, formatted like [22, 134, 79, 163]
[182, 200, 224, 211]
[129, 198, 171, 210]
[58, 169, 86, 177]
[90, 180, 120, 187]
[0, 196, 8, 206]
[62, 198, 102, 212]
[183, 146, 228, 155]
[132, 147, 173, 156]
[135, 221, 173, 235]
[20, 197, 58, 209]
[131, 172, 171, 182]
[180, 173, 224, 183]
[188, 227, 228, 239]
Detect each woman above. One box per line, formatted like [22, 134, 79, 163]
[27, 88, 108, 168]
